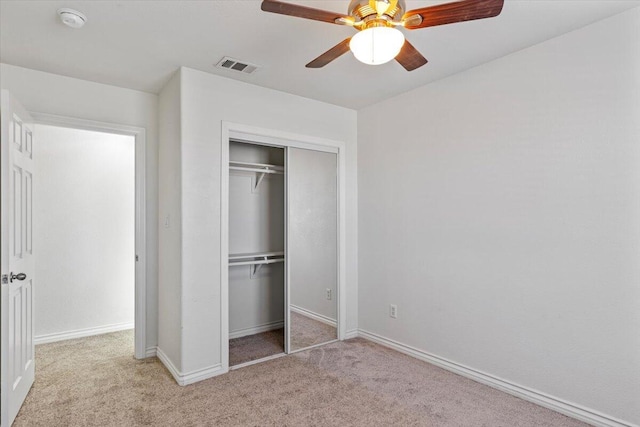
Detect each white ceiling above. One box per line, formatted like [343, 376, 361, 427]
[1, 0, 638, 109]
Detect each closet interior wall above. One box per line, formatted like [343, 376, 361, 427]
[228, 141, 285, 345]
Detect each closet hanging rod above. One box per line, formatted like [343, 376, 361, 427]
[229, 161, 284, 174]
[229, 166, 284, 175]
[228, 251, 284, 261]
[229, 160, 284, 170]
[228, 258, 285, 267]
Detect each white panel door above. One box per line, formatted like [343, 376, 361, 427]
[1, 90, 35, 426]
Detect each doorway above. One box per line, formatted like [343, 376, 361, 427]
[33, 124, 134, 348]
[31, 114, 147, 359]
[1, 92, 148, 425]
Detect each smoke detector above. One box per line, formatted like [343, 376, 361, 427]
[57, 8, 87, 29]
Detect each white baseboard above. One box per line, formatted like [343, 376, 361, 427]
[156, 347, 181, 383]
[35, 322, 134, 345]
[344, 329, 358, 340]
[290, 305, 336, 327]
[156, 347, 226, 386]
[180, 363, 225, 386]
[229, 320, 283, 339]
[358, 329, 636, 427]
[145, 346, 157, 358]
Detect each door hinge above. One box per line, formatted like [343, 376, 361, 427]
[135, 255, 139, 262]
[1, 274, 8, 285]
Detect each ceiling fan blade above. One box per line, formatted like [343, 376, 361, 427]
[306, 38, 352, 68]
[395, 40, 428, 71]
[402, 0, 504, 30]
[261, 0, 350, 24]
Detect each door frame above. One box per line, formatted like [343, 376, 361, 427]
[30, 113, 147, 360]
[220, 121, 347, 373]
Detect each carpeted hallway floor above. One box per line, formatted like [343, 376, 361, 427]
[15, 330, 587, 426]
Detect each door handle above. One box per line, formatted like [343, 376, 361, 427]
[10, 273, 26, 283]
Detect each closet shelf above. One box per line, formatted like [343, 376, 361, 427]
[229, 251, 285, 277]
[229, 251, 284, 261]
[229, 258, 285, 267]
[229, 161, 284, 192]
[229, 161, 284, 174]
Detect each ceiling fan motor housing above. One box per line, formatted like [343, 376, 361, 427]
[348, 0, 406, 22]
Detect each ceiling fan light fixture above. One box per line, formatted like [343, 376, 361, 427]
[350, 26, 405, 65]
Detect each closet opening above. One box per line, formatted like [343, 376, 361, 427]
[226, 134, 341, 370]
[228, 141, 286, 367]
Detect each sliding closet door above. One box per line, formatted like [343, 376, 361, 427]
[287, 148, 338, 352]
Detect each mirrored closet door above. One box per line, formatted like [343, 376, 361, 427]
[287, 148, 338, 352]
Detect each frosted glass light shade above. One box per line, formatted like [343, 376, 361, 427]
[349, 27, 405, 65]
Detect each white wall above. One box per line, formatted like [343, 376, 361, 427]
[174, 67, 358, 375]
[229, 262, 285, 337]
[33, 124, 134, 341]
[1, 63, 159, 352]
[158, 70, 182, 366]
[358, 8, 640, 426]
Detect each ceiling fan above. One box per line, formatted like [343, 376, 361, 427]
[261, 0, 504, 71]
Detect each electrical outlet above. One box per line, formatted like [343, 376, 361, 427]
[389, 304, 398, 319]
[326, 288, 332, 300]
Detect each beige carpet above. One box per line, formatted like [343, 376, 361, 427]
[290, 311, 337, 351]
[229, 328, 284, 366]
[15, 330, 587, 426]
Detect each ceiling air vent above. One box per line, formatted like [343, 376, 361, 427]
[216, 57, 259, 75]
